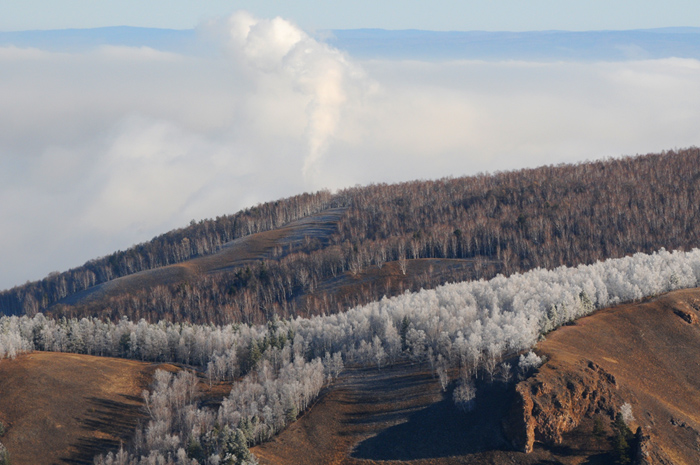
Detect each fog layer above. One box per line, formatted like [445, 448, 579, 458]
[1, 12, 699, 289]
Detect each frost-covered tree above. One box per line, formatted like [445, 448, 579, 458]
[436, 354, 449, 391]
[453, 378, 477, 412]
[518, 351, 543, 379]
[498, 362, 513, 384]
[620, 402, 634, 426]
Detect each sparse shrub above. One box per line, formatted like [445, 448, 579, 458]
[0, 442, 9, 465]
[592, 416, 605, 438]
[620, 402, 634, 426]
[0, 421, 5, 437]
[612, 411, 635, 465]
[453, 378, 477, 412]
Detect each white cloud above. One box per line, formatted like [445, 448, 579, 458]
[2, 13, 700, 289]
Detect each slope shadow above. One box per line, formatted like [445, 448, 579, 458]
[60, 395, 145, 465]
[351, 379, 516, 461]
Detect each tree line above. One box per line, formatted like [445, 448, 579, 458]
[4, 148, 700, 328]
[0, 190, 336, 316]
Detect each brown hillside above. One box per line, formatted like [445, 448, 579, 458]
[0, 352, 165, 465]
[51, 207, 498, 323]
[300, 257, 501, 314]
[513, 288, 700, 464]
[253, 288, 700, 465]
[55, 208, 347, 309]
[10, 148, 700, 327]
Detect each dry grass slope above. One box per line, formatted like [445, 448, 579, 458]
[535, 288, 700, 464]
[0, 352, 166, 465]
[53, 207, 492, 323]
[252, 364, 612, 465]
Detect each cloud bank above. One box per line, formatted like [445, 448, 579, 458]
[2, 12, 700, 289]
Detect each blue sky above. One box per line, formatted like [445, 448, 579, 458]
[1, 5, 700, 290]
[2, 0, 700, 32]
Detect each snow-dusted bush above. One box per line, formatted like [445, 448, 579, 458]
[0, 442, 9, 465]
[453, 378, 477, 412]
[517, 351, 544, 379]
[620, 402, 634, 426]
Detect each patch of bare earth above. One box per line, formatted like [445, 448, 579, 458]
[0, 352, 165, 465]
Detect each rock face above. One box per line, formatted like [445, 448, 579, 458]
[635, 427, 654, 465]
[635, 426, 676, 465]
[501, 289, 700, 463]
[504, 358, 620, 453]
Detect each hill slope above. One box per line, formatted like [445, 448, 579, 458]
[252, 288, 700, 464]
[0, 352, 162, 465]
[53, 208, 346, 314]
[252, 362, 604, 465]
[6, 148, 700, 327]
[514, 288, 700, 464]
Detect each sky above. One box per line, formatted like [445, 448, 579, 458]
[2, 3, 700, 290]
[3, 0, 700, 32]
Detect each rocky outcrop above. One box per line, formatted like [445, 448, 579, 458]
[635, 427, 676, 465]
[501, 290, 700, 463]
[503, 358, 620, 453]
[673, 308, 698, 325]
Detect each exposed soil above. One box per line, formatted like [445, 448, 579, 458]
[0, 352, 165, 465]
[10, 254, 700, 464]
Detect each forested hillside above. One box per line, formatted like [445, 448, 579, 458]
[3, 247, 700, 464]
[3, 148, 700, 325]
[0, 191, 336, 316]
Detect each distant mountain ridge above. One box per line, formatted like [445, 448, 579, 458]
[2, 26, 700, 60]
[325, 27, 700, 61]
[0, 26, 200, 54]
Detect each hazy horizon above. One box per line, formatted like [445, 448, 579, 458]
[2, 10, 700, 289]
[3, 0, 700, 32]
